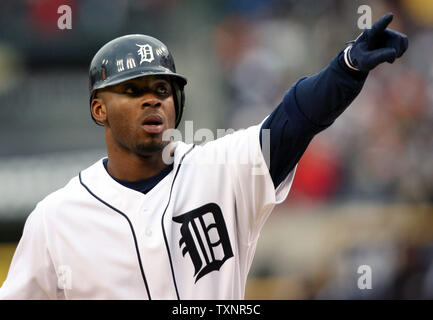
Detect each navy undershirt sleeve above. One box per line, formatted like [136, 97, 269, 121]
[261, 50, 369, 188]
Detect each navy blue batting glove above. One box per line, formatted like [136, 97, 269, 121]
[344, 13, 409, 72]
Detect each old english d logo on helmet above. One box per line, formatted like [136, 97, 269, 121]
[88, 34, 187, 127]
[136, 44, 155, 64]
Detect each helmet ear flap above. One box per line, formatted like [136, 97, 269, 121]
[172, 81, 185, 128]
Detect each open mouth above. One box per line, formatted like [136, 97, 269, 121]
[141, 114, 164, 134]
[142, 114, 163, 125]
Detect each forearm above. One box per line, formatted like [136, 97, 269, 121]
[295, 50, 369, 127]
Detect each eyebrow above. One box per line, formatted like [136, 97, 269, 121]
[128, 76, 170, 84]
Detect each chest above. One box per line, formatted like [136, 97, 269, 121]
[49, 167, 244, 299]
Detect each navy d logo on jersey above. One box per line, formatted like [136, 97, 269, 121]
[173, 203, 233, 283]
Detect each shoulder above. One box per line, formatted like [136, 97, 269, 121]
[172, 123, 265, 168]
[33, 159, 102, 220]
[175, 122, 264, 154]
[29, 176, 79, 222]
[41, 176, 81, 205]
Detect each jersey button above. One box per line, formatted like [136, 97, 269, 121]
[145, 229, 152, 237]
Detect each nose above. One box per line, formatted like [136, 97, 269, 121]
[141, 96, 162, 109]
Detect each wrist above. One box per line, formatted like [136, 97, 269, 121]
[336, 49, 369, 81]
[343, 45, 361, 71]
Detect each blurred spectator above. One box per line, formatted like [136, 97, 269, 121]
[289, 138, 342, 203]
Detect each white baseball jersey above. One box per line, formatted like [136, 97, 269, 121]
[0, 122, 296, 300]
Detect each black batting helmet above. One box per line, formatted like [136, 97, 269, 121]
[88, 34, 187, 127]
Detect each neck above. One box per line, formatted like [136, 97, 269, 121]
[107, 152, 168, 182]
[105, 136, 171, 182]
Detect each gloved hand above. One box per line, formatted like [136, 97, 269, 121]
[344, 13, 408, 72]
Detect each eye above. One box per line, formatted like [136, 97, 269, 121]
[156, 83, 170, 95]
[124, 84, 139, 95]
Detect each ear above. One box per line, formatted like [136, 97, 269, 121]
[91, 97, 107, 126]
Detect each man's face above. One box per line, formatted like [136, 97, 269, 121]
[94, 75, 176, 157]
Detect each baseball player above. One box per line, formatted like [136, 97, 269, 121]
[0, 13, 407, 299]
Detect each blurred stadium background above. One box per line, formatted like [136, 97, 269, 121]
[0, 0, 432, 299]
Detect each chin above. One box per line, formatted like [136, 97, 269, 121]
[135, 140, 169, 157]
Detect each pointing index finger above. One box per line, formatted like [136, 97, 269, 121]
[370, 13, 393, 37]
